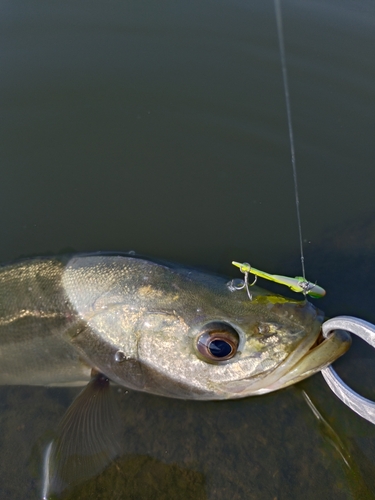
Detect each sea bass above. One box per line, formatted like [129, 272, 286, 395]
[0, 253, 350, 397]
[0, 253, 351, 496]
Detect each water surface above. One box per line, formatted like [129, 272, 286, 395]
[1, 0, 375, 498]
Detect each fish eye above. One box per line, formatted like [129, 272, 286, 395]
[196, 322, 240, 362]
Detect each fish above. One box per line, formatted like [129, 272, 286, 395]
[0, 252, 351, 496]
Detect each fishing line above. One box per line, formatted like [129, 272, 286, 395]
[273, 3, 375, 426]
[274, 0, 306, 281]
[232, 1, 325, 298]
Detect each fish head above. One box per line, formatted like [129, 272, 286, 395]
[131, 286, 350, 399]
[63, 256, 351, 399]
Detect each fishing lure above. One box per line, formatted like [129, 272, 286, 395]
[231, 261, 326, 299]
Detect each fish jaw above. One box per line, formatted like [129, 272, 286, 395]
[217, 328, 351, 397]
[259, 328, 352, 393]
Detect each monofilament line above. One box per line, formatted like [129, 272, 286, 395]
[274, 0, 306, 280]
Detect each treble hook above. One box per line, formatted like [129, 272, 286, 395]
[227, 263, 257, 300]
[243, 264, 257, 300]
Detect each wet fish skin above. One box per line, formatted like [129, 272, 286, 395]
[0, 256, 91, 386]
[0, 253, 351, 399]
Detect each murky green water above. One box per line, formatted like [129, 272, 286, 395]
[1, 0, 375, 498]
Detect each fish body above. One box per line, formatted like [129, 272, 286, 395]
[0, 253, 350, 399]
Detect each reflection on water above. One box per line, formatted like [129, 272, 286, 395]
[63, 455, 207, 500]
[2, 382, 374, 499]
[302, 390, 375, 499]
[0, 0, 375, 498]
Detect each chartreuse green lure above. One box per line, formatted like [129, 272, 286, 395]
[232, 261, 326, 299]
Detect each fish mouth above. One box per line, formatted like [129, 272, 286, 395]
[222, 326, 351, 398]
[308, 329, 325, 350]
[253, 327, 352, 394]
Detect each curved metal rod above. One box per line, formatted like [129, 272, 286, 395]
[321, 316, 375, 425]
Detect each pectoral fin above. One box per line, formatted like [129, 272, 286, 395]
[42, 372, 122, 499]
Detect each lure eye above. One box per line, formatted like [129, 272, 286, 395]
[196, 322, 240, 362]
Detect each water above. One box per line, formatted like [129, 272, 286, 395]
[1, 0, 375, 498]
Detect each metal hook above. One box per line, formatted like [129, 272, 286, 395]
[233, 263, 257, 301]
[321, 316, 375, 425]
